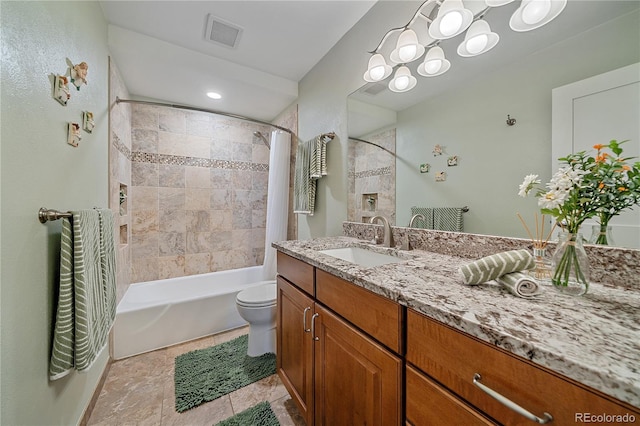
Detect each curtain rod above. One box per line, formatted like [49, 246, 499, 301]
[348, 137, 396, 156]
[115, 97, 293, 135]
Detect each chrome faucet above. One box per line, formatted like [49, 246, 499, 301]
[400, 214, 426, 250]
[409, 213, 426, 228]
[369, 215, 394, 247]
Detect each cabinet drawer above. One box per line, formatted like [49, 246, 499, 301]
[406, 365, 496, 426]
[316, 269, 402, 354]
[277, 251, 314, 295]
[407, 309, 639, 425]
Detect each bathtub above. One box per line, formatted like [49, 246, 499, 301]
[113, 266, 273, 359]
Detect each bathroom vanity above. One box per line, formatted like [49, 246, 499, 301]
[274, 236, 640, 425]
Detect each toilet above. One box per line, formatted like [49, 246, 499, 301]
[235, 281, 277, 357]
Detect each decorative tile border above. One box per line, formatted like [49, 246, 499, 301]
[112, 133, 132, 160]
[349, 166, 392, 179]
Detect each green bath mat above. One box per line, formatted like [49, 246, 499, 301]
[174, 334, 276, 413]
[214, 401, 280, 426]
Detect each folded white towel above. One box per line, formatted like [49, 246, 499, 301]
[459, 249, 535, 285]
[496, 272, 543, 298]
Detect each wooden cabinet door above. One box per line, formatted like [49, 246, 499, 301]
[406, 365, 497, 426]
[313, 305, 402, 426]
[277, 276, 314, 425]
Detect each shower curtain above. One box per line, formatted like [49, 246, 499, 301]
[262, 131, 291, 280]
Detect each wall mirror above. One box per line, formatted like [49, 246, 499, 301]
[347, 0, 640, 249]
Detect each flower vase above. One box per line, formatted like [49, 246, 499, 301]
[589, 224, 615, 246]
[551, 232, 589, 296]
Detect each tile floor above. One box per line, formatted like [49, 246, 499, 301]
[88, 326, 306, 425]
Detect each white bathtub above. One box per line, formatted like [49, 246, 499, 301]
[113, 266, 273, 359]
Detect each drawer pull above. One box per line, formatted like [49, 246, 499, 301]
[311, 313, 320, 341]
[303, 307, 311, 332]
[473, 374, 553, 424]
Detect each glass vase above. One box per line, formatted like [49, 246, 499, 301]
[551, 232, 589, 296]
[589, 224, 615, 246]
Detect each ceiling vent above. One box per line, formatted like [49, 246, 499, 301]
[362, 82, 387, 96]
[205, 14, 242, 48]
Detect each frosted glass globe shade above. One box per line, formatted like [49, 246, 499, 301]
[522, 0, 551, 25]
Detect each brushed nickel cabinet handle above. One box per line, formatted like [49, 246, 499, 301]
[473, 374, 553, 424]
[310, 313, 320, 341]
[303, 307, 311, 333]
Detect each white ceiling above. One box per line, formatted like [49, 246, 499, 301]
[100, 1, 639, 124]
[99, 0, 376, 122]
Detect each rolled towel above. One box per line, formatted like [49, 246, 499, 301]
[496, 272, 543, 298]
[459, 249, 535, 285]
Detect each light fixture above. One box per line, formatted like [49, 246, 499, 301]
[417, 46, 450, 77]
[363, 53, 393, 82]
[206, 92, 222, 99]
[428, 0, 474, 40]
[457, 20, 499, 57]
[388, 66, 417, 92]
[510, 0, 567, 32]
[390, 29, 425, 64]
[485, 0, 515, 6]
[363, 0, 567, 92]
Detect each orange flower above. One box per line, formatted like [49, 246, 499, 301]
[598, 182, 605, 189]
[593, 144, 605, 150]
[622, 165, 631, 171]
[618, 187, 627, 192]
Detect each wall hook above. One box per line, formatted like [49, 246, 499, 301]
[506, 115, 516, 126]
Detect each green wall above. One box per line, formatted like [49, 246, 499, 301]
[1, 2, 110, 424]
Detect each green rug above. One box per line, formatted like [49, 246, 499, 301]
[174, 334, 276, 413]
[214, 401, 280, 426]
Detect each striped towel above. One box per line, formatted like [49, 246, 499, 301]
[49, 209, 116, 380]
[410, 207, 434, 229]
[496, 272, 543, 298]
[294, 136, 327, 216]
[433, 207, 464, 232]
[459, 249, 535, 285]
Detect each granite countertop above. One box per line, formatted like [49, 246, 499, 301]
[273, 236, 640, 409]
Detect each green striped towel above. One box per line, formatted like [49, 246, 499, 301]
[410, 207, 433, 229]
[433, 207, 464, 232]
[496, 272, 542, 298]
[49, 209, 116, 380]
[459, 249, 534, 285]
[294, 136, 327, 216]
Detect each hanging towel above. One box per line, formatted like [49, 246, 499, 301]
[433, 207, 464, 232]
[294, 136, 327, 216]
[49, 209, 116, 380]
[496, 272, 543, 298]
[410, 206, 434, 229]
[458, 249, 535, 285]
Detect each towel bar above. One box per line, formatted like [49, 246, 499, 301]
[38, 207, 72, 223]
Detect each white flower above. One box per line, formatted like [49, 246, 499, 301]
[538, 189, 566, 210]
[518, 174, 540, 197]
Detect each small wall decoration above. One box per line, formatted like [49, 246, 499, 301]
[83, 111, 95, 133]
[420, 163, 431, 173]
[70, 61, 88, 90]
[435, 171, 446, 182]
[53, 75, 71, 106]
[432, 144, 443, 156]
[67, 122, 82, 147]
[447, 156, 458, 166]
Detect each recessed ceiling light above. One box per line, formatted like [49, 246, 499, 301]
[206, 92, 222, 100]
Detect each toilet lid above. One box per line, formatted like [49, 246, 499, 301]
[236, 282, 277, 307]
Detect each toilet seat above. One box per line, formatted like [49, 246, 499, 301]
[236, 282, 276, 308]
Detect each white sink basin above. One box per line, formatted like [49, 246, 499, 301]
[319, 247, 403, 268]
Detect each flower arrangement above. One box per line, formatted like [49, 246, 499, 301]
[518, 140, 640, 294]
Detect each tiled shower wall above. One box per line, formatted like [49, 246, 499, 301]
[128, 104, 274, 283]
[108, 59, 132, 303]
[348, 128, 396, 225]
